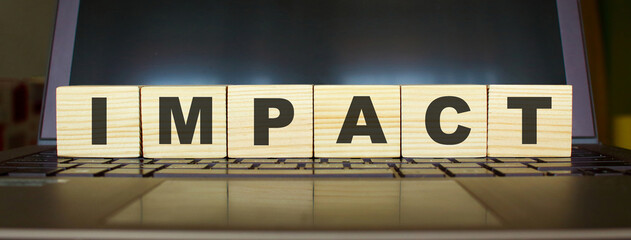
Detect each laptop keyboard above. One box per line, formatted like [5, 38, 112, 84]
[1, 147, 630, 178]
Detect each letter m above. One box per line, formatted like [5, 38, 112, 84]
[159, 97, 212, 144]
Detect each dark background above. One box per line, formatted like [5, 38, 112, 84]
[70, 0, 566, 85]
[0, 0, 629, 150]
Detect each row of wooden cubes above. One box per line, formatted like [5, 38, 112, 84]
[56, 85, 572, 158]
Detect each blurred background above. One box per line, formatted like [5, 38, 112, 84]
[0, 0, 629, 150]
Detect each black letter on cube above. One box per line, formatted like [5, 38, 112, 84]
[92, 97, 107, 145]
[507, 97, 552, 144]
[254, 98, 294, 145]
[337, 96, 387, 144]
[159, 97, 213, 144]
[425, 96, 471, 145]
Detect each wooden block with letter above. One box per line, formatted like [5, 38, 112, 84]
[401, 85, 487, 157]
[227, 85, 313, 158]
[141, 86, 227, 158]
[314, 85, 400, 157]
[56, 86, 140, 157]
[487, 85, 572, 157]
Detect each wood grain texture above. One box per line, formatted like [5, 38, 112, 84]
[227, 85, 313, 158]
[487, 85, 572, 157]
[56, 86, 140, 157]
[401, 85, 487, 157]
[141, 86, 227, 158]
[314, 85, 400, 157]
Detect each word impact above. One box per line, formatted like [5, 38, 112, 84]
[56, 85, 572, 158]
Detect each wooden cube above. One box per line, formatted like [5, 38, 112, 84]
[56, 86, 140, 157]
[227, 85, 313, 158]
[401, 85, 487, 157]
[314, 85, 400, 157]
[487, 85, 572, 157]
[141, 86, 227, 158]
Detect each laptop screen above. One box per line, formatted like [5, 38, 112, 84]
[68, 0, 566, 85]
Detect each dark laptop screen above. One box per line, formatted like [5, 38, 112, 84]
[69, 0, 566, 85]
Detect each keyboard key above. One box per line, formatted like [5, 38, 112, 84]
[327, 158, 365, 163]
[57, 168, 108, 177]
[153, 169, 227, 178]
[23, 154, 58, 159]
[412, 158, 452, 163]
[305, 163, 345, 169]
[440, 163, 481, 168]
[447, 168, 493, 177]
[228, 169, 312, 177]
[10, 156, 67, 163]
[8, 168, 64, 177]
[571, 149, 604, 157]
[104, 168, 156, 177]
[495, 158, 537, 163]
[314, 169, 394, 178]
[1, 163, 59, 168]
[536, 157, 571, 163]
[121, 164, 164, 169]
[36, 150, 57, 156]
[227, 163, 253, 169]
[197, 159, 228, 164]
[56, 158, 73, 163]
[398, 163, 436, 169]
[210, 163, 228, 169]
[57, 163, 78, 169]
[494, 167, 545, 176]
[257, 164, 298, 169]
[167, 164, 208, 169]
[401, 158, 415, 163]
[153, 159, 194, 164]
[570, 157, 620, 163]
[547, 170, 582, 176]
[26, 154, 58, 161]
[579, 168, 623, 176]
[576, 162, 630, 169]
[76, 164, 120, 169]
[532, 162, 627, 170]
[350, 164, 390, 169]
[240, 159, 279, 163]
[400, 168, 445, 177]
[200, 159, 237, 164]
[486, 163, 527, 168]
[369, 158, 401, 164]
[529, 163, 572, 170]
[112, 159, 145, 164]
[283, 158, 313, 163]
[454, 158, 491, 163]
[571, 155, 613, 161]
[71, 158, 111, 164]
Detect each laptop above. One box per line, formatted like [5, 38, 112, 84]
[1, 0, 631, 239]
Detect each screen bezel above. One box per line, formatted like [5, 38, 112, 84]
[39, 0, 598, 144]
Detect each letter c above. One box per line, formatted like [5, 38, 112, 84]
[425, 96, 471, 145]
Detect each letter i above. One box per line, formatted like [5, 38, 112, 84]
[92, 97, 107, 145]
